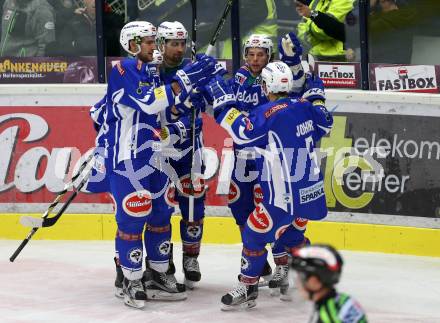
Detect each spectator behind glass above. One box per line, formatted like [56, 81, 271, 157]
[369, 0, 416, 64]
[67, 0, 97, 55]
[136, 0, 277, 59]
[295, 0, 354, 62]
[0, 0, 56, 57]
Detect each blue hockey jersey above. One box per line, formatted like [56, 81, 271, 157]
[217, 97, 333, 219]
[229, 65, 268, 114]
[100, 58, 176, 168]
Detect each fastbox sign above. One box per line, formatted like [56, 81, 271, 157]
[370, 64, 440, 93]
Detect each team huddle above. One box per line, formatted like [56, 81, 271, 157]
[84, 18, 365, 321]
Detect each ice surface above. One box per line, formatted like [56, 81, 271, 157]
[1, 241, 440, 323]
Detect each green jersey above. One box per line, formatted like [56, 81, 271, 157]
[310, 290, 368, 323]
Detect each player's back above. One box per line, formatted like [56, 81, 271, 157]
[255, 97, 330, 220]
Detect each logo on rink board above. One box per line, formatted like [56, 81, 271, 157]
[122, 190, 152, 217]
[374, 65, 438, 93]
[318, 64, 357, 88]
[128, 248, 143, 265]
[247, 204, 273, 233]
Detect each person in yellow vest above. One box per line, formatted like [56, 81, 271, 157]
[219, 0, 278, 59]
[295, 0, 354, 61]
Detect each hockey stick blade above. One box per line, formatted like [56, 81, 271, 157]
[20, 216, 44, 228]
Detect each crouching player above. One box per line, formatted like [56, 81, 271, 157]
[205, 61, 333, 310]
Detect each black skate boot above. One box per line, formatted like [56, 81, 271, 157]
[221, 283, 259, 311]
[114, 257, 124, 298]
[183, 254, 201, 289]
[144, 268, 187, 301]
[268, 264, 291, 300]
[122, 277, 147, 309]
[167, 243, 176, 275]
[259, 259, 273, 286]
[237, 259, 272, 287]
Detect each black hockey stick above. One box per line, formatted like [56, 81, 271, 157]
[10, 155, 93, 262]
[205, 0, 234, 56]
[188, 0, 198, 222]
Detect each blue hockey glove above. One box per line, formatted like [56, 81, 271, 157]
[302, 72, 326, 102]
[190, 90, 206, 113]
[206, 75, 236, 118]
[173, 57, 217, 98]
[161, 116, 202, 144]
[278, 32, 303, 66]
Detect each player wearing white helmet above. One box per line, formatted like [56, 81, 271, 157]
[227, 31, 326, 298]
[154, 21, 208, 290]
[85, 20, 219, 309]
[204, 61, 332, 309]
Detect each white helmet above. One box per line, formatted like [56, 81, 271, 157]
[120, 21, 157, 56]
[156, 21, 188, 49]
[243, 34, 273, 60]
[261, 61, 294, 96]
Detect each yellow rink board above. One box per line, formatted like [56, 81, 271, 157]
[1, 213, 439, 257]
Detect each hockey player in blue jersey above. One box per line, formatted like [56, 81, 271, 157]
[204, 60, 333, 310]
[228, 32, 325, 296]
[154, 21, 207, 289]
[85, 20, 218, 309]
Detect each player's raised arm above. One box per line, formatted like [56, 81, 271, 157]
[206, 76, 268, 147]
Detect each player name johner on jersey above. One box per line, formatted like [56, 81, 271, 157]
[296, 120, 314, 137]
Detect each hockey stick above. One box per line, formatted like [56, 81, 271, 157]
[188, 0, 198, 222]
[205, 0, 234, 57]
[10, 155, 93, 262]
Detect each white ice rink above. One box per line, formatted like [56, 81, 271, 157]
[1, 241, 440, 323]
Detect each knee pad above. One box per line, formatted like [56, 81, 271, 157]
[180, 218, 204, 255]
[115, 228, 144, 280]
[240, 247, 267, 284]
[144, 223, 172, 272]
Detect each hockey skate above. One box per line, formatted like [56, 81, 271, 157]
[183, 254, 201, 289]
[268, 265, 291, 301]
[122, 278, 147, 309]
[114, 257, 124, 298]
[238, 260, 272, 287]
[221, 283, 258, 311]
[143, 268, 187, 301]
[259, 260, 273, 287]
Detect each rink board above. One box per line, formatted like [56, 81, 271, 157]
[1, 213, 439, 257]
[1, 86, 440, 258]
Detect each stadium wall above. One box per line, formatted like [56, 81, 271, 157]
[1, 85, 439, 257]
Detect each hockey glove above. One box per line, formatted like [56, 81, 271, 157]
[160, 116, 202, 144]
[173, 57, 216, 98]
[302, 72, 326, 103]
[278, 32, 303, 67]
[206, 75, 236, 118]
[190, 90, 206, 113]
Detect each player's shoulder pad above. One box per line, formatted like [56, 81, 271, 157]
[180, 58, 192, 67]
[234, 65, 251, 86]
[115, 57, 138, 75]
